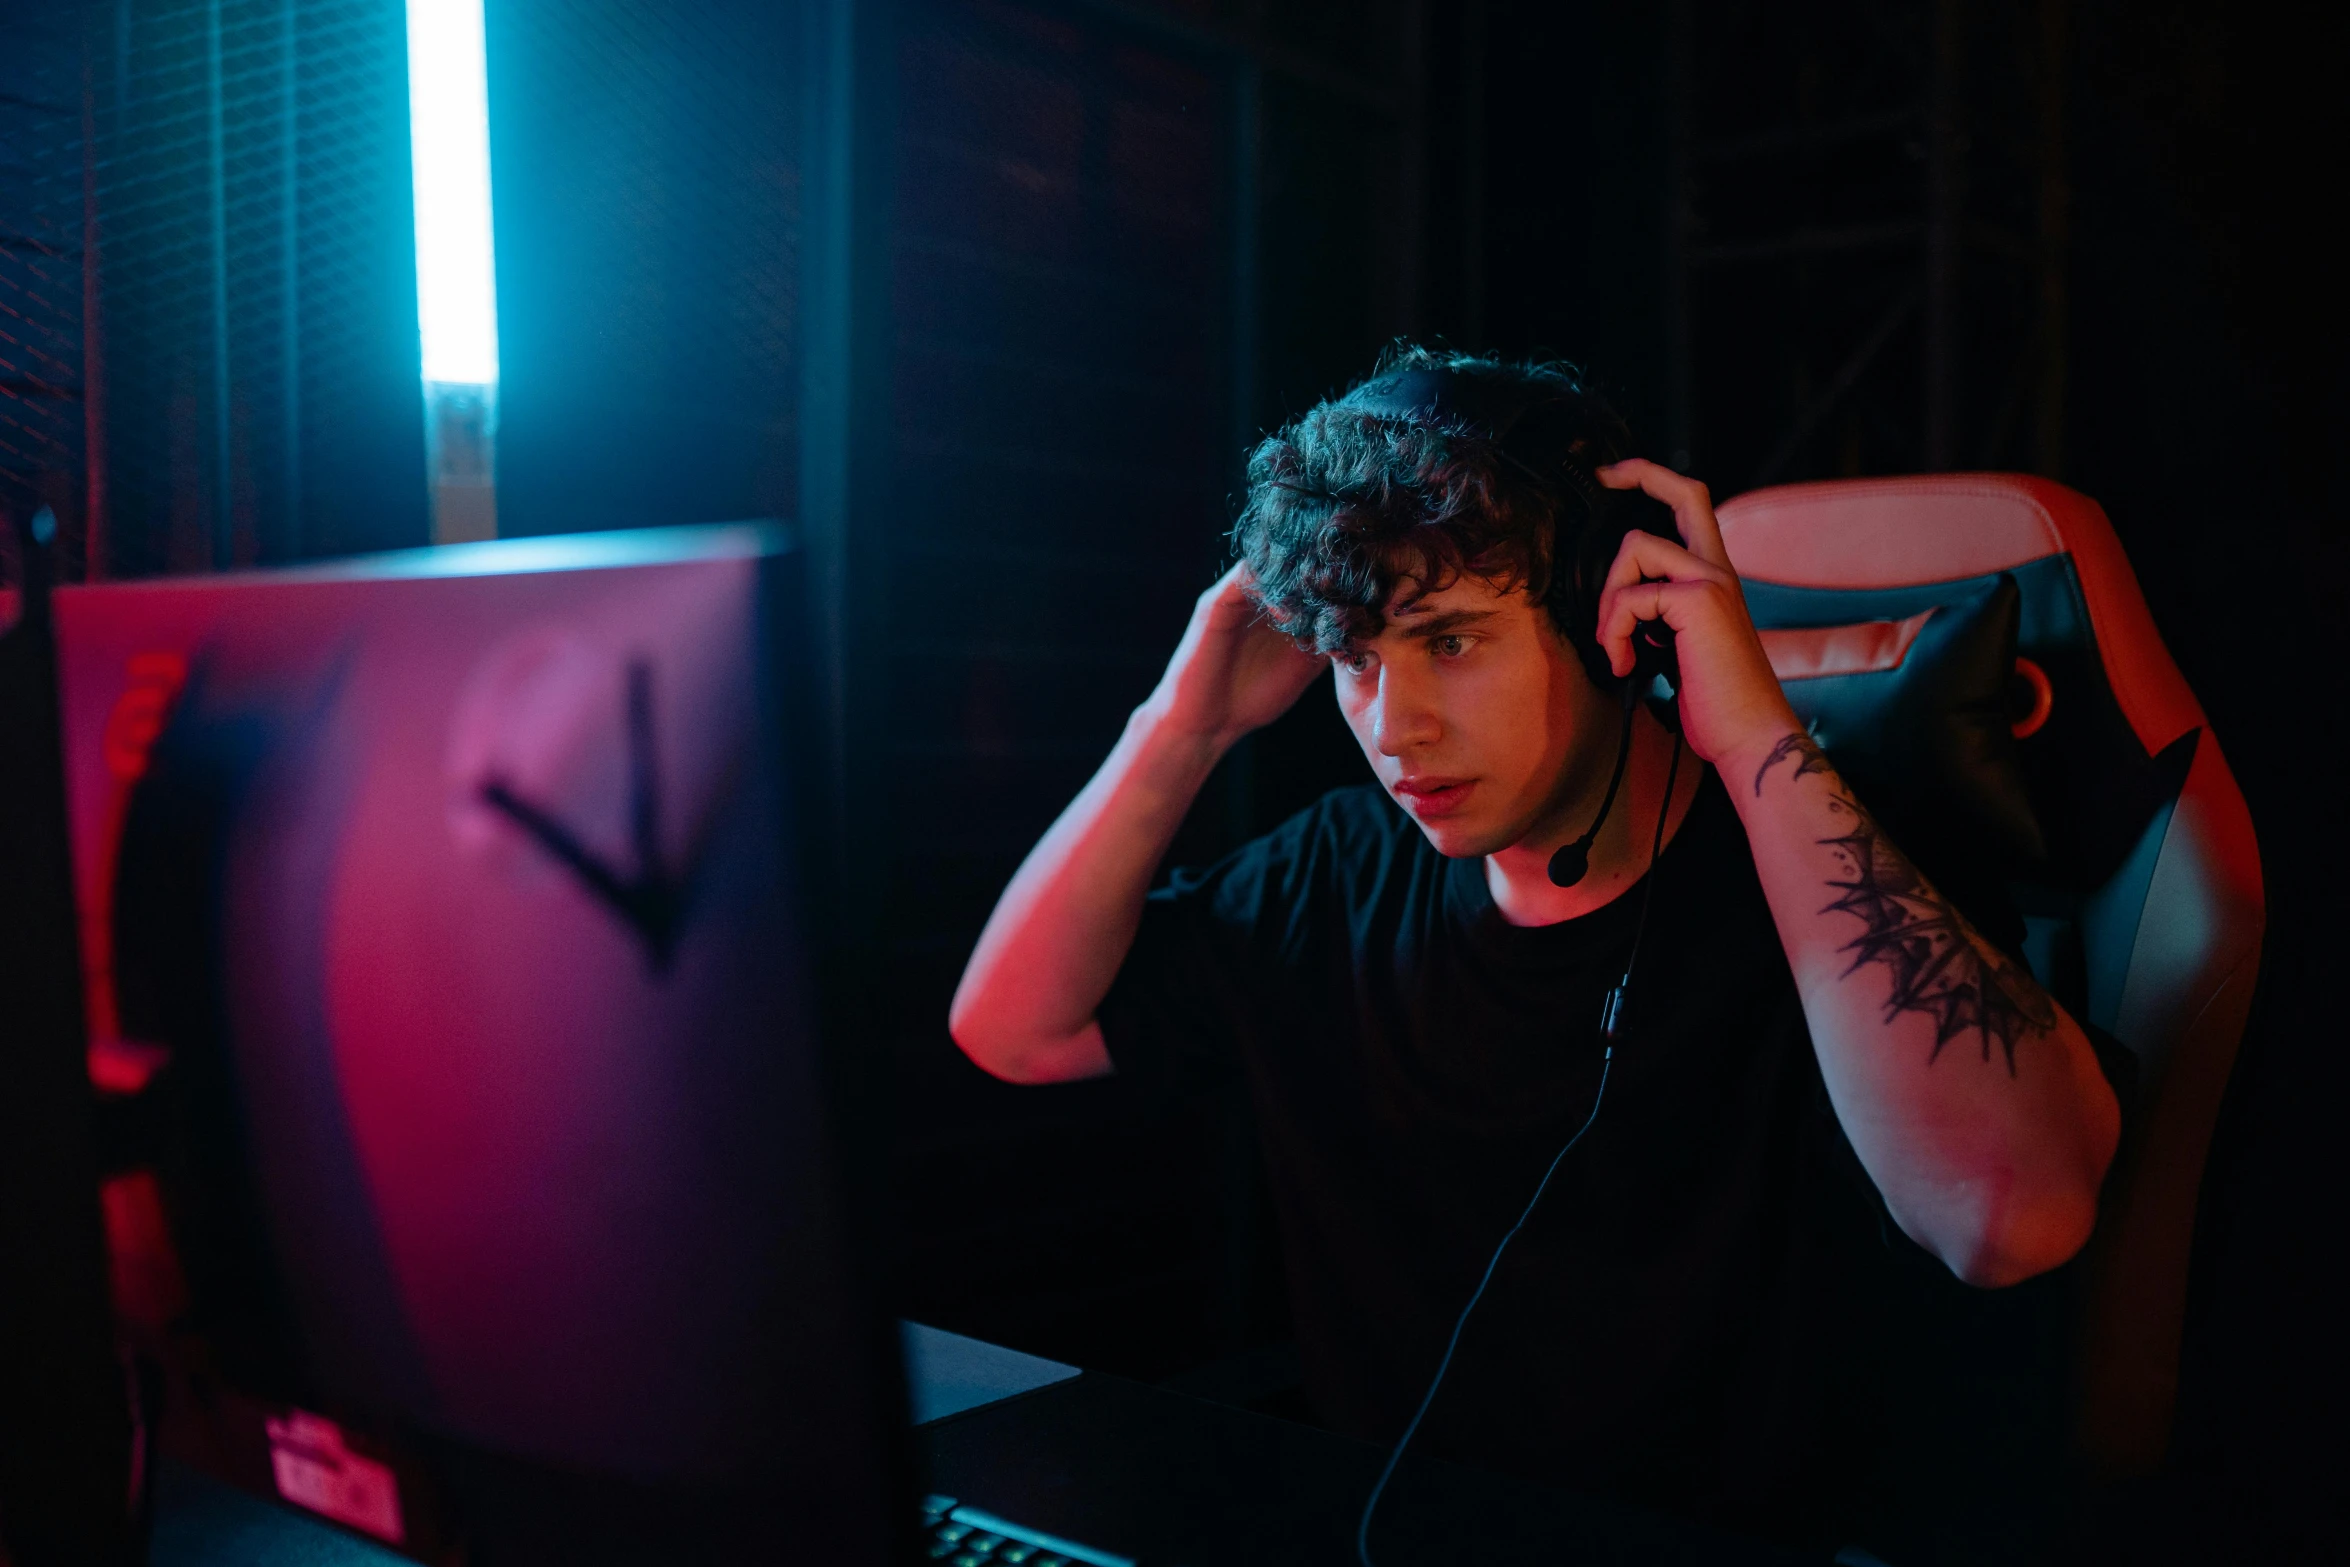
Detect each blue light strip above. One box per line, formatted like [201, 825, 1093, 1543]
[405, 0, 498, 384]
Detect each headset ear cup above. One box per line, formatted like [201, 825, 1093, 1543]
[1572, 630, 1625, 693]
[1542, 515, 1613, 689]
[1562, 491, 1633, 690]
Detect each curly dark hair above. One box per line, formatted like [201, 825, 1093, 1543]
[1231, 343, 1637, 677]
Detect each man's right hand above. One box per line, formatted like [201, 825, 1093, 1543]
[1144, 563, 1327, 748]
[951, 564, 1322, 1085]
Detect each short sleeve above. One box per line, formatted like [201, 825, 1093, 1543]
[1095, 805, 1325, 1096]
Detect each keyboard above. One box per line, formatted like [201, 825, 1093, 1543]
[921, 1493, 1137, 1567]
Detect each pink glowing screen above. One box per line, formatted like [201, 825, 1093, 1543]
[52, 526, 882, 1496]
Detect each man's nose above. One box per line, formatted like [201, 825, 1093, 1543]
[1370, 664, 1440, 756]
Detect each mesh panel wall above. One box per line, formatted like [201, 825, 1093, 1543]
[0, 6, 86, 574]
[91, 0, 426, 578]
[484, 0, 800, 536]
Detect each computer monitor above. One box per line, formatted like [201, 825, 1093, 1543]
[52, 525, 905, 1564]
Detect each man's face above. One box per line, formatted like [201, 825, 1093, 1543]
[1332, 573, 1617, 859]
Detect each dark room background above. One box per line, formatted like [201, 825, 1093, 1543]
[4, 0, 2340, 1557]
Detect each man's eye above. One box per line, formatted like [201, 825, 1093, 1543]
[1335, 649, 1374, 675]
[1432, 635, 1470, 658]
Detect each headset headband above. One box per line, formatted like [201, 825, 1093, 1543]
[1344, 368, 1544, 438]
[1343, 367, 1606, 519]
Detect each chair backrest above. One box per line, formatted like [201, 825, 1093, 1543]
[1715, 473, 2264, 1475]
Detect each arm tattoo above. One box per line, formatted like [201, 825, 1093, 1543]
[1817, 796, 2056, 1073]
[1753, 730, 1834, 796]
[1753, 728, 2058, 1069]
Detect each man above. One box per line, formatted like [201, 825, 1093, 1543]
[949, 347, 2121, 1554]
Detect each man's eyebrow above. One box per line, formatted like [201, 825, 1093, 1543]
[1390, 608, 1497, 636]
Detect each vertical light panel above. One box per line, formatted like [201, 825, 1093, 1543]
[407, 0, 500, 540]
[407, 0, 497, 382]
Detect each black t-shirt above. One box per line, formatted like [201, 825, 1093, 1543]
[1100, 771, 2087, 1557]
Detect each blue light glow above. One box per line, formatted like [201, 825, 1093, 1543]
[406, 0, 498, 384]
[63, 523, 796, 590]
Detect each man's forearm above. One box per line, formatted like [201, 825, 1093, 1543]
[949, 699, 1227, 1083]
[1726, 728, 2121, 1286]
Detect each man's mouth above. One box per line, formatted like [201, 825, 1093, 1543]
[1391, 776, 1475, 818]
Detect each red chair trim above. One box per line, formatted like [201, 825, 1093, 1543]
[1719, 473, 2208, 758]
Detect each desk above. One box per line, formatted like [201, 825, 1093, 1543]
[152, 1326, 1817, 1566]
[920, 1371, 1820, 1567]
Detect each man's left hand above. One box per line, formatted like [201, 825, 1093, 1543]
[1592, 458, 1801, 768]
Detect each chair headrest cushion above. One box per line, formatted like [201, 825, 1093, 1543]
[1746, 556, 2184, 895]
[1771, 576, 2044, 942]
